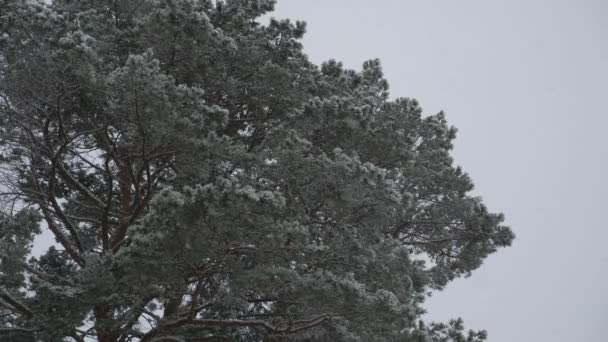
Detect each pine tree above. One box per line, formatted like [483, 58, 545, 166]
[0, 1, 513, 341]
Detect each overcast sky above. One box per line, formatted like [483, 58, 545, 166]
[271, 1, 608, 341]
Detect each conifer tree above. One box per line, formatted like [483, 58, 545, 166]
[0, 1, 513, 341]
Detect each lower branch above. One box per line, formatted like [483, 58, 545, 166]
[141, 314, 333, 342]
[0, 288, 33, 319]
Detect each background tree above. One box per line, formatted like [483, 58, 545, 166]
[0, 0, 514, 341]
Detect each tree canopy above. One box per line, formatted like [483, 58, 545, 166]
[0, 0, 514, 341]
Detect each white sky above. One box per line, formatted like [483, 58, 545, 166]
[270, 1, 608, 341]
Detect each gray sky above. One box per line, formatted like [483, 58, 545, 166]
[271, 0, 608, 341]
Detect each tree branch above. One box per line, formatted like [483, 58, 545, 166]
[0, 288, 33, 319]
[141, 314, 332, 342]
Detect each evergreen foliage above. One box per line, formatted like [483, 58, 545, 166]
[0, 1, 513, 341]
